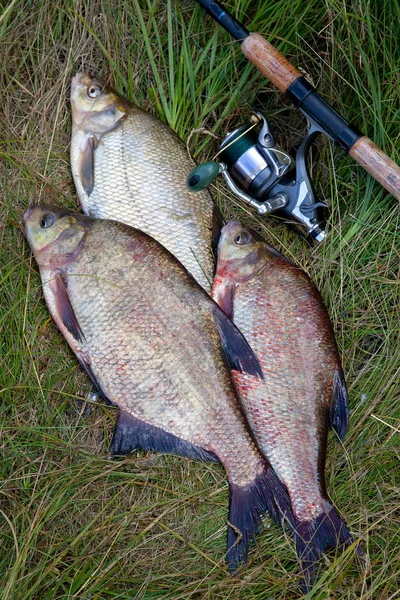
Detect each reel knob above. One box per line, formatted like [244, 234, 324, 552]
[186, 162, 220, 191]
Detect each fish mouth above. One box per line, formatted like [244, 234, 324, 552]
[23, 204, 36, 224]
[71, 72, 90, 100]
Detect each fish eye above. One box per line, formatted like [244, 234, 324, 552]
[40, 214, 55, 229]
[234, 231, 251, 245]
[87, 84, 101, 99]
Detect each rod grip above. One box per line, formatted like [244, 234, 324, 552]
[349, 137, 400, 201]
[241, 33, 301, 93]
[242, 33, 400, 201]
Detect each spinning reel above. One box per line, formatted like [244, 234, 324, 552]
[187, 111, 328, 242]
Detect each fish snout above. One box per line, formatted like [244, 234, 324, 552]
[70, 72, 91, 100]
[70, 73, 82, 99]
[23, 204, 36, 224]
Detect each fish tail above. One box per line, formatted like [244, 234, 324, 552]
[227, 463, 294, 571]
[294, 501, 363, 593]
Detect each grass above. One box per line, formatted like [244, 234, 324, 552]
[0, 0, 399, 598]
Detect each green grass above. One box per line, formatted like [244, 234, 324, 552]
[1, 0, 399, 598]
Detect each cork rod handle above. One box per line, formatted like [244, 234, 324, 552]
[241, 33, 301, 93]
[349, 138, 400, 200]
[241, 33, 400, 201]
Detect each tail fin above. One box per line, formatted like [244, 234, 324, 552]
[227, 463, 294, 571]
[294, 501, 361, 593]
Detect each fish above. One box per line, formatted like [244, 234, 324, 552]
[70, 72, 220, 292]
[24, 205, 294, 571]
[212, 221, 358, 591]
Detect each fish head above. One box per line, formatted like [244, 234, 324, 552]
[218, 222, 262, 258]
[215, 221, 267, 282]
[71, 72, 130, 134]
[24, 205, 87, 267]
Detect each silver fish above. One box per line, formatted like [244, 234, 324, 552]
[70, 72, 220, 291]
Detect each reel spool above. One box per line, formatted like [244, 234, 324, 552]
[187, 111, 328, 242]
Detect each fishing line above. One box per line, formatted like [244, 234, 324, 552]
[211, 118, 258, 160]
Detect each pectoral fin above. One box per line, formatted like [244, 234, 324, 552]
[49, 274, 85, 343]
[212, 279, 235, 319]
[48, 273, 115, 406]
[78, 136, 96, 197]
[210, 303, 263, 379]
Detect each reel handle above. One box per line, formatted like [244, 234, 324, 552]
[186, 162, 288, 217]
[187, 162, 219, 191]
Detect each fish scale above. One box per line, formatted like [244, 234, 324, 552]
[24, 205, 294, 572]
[226, 268, 325, 519]
[70, 73, 218, 292]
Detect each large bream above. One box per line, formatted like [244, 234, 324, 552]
[70, 73, 219, 292]
[212, 222, 359, 591]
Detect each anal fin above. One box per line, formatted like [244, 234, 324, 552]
[110, 410, 220, 463]
[330, 369, 349, 440]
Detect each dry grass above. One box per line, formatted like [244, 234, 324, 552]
[1, 1, 399, 598]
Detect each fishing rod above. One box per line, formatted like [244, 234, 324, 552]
[187, 0, 400, 241]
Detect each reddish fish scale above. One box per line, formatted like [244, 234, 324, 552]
[214, 249, 341, 522]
